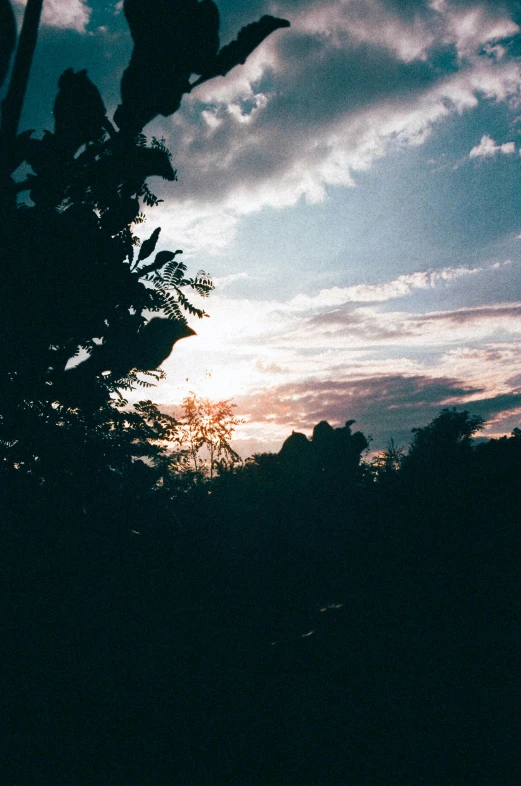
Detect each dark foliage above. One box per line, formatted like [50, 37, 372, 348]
[5, 407, 521, 784]
[0, 0, 288, 471]
[115, 0, 290, 132]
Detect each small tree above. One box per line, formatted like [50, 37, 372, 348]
[370, 438, 405, 482]
[402, 408, 485, 484]
[180, 392, 242, 479]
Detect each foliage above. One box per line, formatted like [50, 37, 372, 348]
[0, 0, 290, 480]
[369, 437, 405, 481]
[178, 392, 243, 478]
[402, 407, 485, 481]
[115, 1, 290, 132]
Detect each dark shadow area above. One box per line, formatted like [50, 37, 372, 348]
[3, 407, 521, 784]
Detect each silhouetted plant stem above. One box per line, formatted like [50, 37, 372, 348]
[1, 0, 43, 168]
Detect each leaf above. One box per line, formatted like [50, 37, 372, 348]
[195, 16, 290, 84]
[162, 258, 187, 285]
[137, 227, 161, 262]
[189, 271, 214, 297]
[163, 294, 186, 323]
[175, 288, 208, 319]
[133, 146, 177, 181]
[137, 249, 178, 276]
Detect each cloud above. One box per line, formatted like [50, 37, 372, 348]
[237, 373, 480, 426]
[108, 0, 521, 454]
[287, 263, 491, 309]
[14, 0, 91, 32]
[276, 0, 519, 63]
[233, 373, 480, 449]
[432, 0, 520, 60]
[144, 0, 521, 245]
[469, 133, 516, 157]
[298, 301, 521, 350]
[231, 371, 521, 453]
[151, 260, 521, 397]
[424, 302, 521, 323]
[136, 202, 240, 256]
[254, 358, 288, 375]
[212, 272, 251, 289]
[144, 251, 521, 454]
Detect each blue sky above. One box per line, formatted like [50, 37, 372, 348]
[10, 0, 521, 454]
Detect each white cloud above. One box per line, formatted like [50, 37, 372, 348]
[279, 0, 519, 64]
[469, 134, 516, 158]
[212, 271, 251, 288]
[434, 1, 519, 60]
[288, 0, 438, 63]
[138, 202, 240, 257]
[14, 0, 91, 32]
[284, 261, 511, 310]
[135, 248, 521, 451]
[144, 259, 521, 401]
[152, 3, 521, 237]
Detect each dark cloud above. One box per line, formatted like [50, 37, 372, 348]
[461, 390, 521, 420]
[236, 373, 482, 445]
[159, 29, 444, 205]
[297, 308, 414, 343]
[309, 308, 364, 326]
[236, 372, 521, 451]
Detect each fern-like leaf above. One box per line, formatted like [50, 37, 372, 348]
[162, 258, 187, 285]
[174, 287, 208, 319]
[162, 292, 187, 323]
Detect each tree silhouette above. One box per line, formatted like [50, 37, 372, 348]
[369, 437, 405, 482]
[0, 0, 290, 478]
[180, 392, 242, 478]
[115, 0, 290, 132]
[278, 419, 369, 489]
[403, 407, 485, 482]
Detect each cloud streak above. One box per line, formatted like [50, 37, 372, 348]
[14, 0, 91, 32]
[287, 263, 500, 310]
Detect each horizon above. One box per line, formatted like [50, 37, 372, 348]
[9, 0, 521, 455]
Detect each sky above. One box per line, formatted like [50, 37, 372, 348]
[10, 0, 521, 455]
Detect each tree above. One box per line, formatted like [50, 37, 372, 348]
[180, 392, 242, 479]
[407, 408, 484, 459]
[0, 0, 16, 91]
[370, 438, 405, 482]
[402, 408, 485, 485]
[0, 0, 290, 482]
